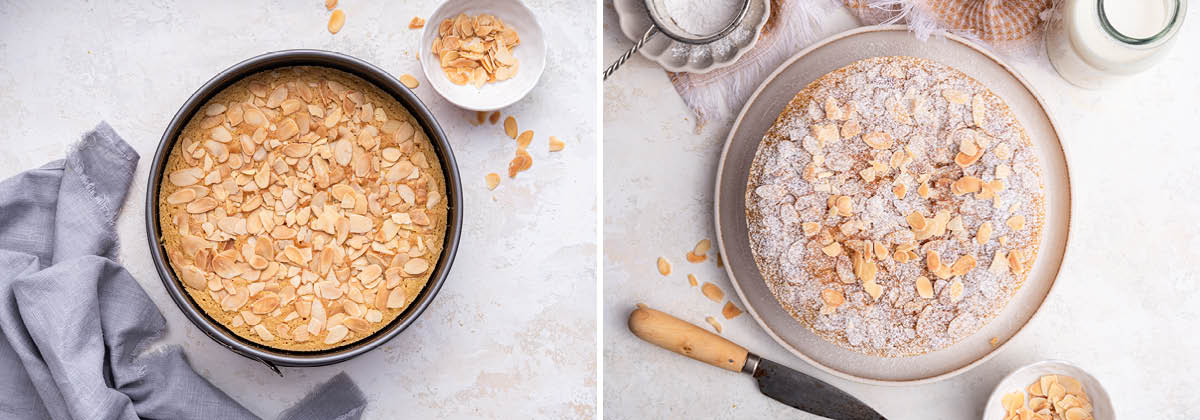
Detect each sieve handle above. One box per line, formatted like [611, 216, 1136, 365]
[603, 26, 658, 81]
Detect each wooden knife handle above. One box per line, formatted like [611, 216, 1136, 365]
[628, 306, 748, 373]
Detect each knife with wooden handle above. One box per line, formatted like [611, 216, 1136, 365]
[629, 306, 887, 420]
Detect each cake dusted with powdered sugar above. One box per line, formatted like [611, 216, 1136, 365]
[745, 56, 1045, 357]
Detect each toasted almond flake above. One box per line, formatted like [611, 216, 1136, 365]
[324, 324, 349, 344]
[166, 189, 197, 205]
[399, 74, 420, 89]
[1001, 391, 1024, 413]
[862, 281, 882, 300]
[404, 258, 429, 275]
[386, 287, 407, 308]
[328, 9, 346, 34]
[186, 197, 217, 213]
[656, 257, 671, 276]
[917, 181, 931, 198]
[325, 0, 337, 9]
[821, 242, 842, 257]
[700, 282, 724, 302]
[685, 251, 706, 263]
[977, 222, 994, 245]
[950, 255, 976, 276]
[906, 211, 927, 231]
[915, 276, 933, 298]
[821, 288, 844, 307]
[1007, 214, 1026, 231]
[721, 301, 742, 319]
[801, 222, 820, 237]
[972, 94, 987, 128]
[862, 132, 894, 149]
[408, 17, 425, 29]
[503, 116, 517, 139]
[835, 196, 852, 217]
[705, 316, 722, 333]
[947, 279, 964, 302]
[485, 173, 501, 190]
[892, 184, 907, 199]
[516, 130, 533, 148]
[549, 136, 565, 152]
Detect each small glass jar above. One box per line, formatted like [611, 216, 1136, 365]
[1046, 0, 1187, 89]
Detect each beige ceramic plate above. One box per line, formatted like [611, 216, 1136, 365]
[714, 26, 1073, 385]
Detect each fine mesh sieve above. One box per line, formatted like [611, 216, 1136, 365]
[603, 0, 751, 80]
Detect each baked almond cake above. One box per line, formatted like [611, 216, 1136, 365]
[159, 66, 448, 351]
[745, 56, 1045, 357]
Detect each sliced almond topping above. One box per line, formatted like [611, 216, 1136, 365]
[386, 287, 407, 308]
[971, 94, 987, 128]
[906, 211, 927, 231]
[722, 301, 743, 319]
[656, 257, 671, 276]
[835, 196, 852, 217]
[860, 260, 878, 283]
[186, 197, 217, 213]
[951, 255, 977, 276]
[915, 276, 933, 298]
[701, 282, 724, 302]
[169, 168, 204, 186]
[947, 279, 964, 302]
[926, 250, 941, 272]
[1007, 214, 1026, 231]
[802, 222, 820, 237]
[862, 132, 895, 149]
[324, 324, 349, 344]
[892, 184, 907, 199]
[862, 281, 882, 300]
[977, 222, 994, 245]
[821, 242, 842, 257]
[942, 89, 968, 105]
[516, 130, 533, 148]
[404, 258, 429, 275]
[549, 136, 565, 152]
[166, 189, 197, 205]
[917, 181, 931, 198]
[951, 176, 982, 196]
[821, 288, 844, 307]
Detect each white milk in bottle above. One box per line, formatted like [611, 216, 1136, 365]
[1046, 0, 1187, 88]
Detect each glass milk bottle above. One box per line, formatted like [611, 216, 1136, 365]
[1046, 0, 1187, 89]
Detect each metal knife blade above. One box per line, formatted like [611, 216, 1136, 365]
[749, 355, 887, 420]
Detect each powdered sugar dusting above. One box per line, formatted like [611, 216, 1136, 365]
[745, 56, 1046, 357]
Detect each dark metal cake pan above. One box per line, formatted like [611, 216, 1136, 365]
[145, 49, 462, 372]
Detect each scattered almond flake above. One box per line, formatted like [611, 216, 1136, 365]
[475, 111, 488, 125]
[432, 13, 521, 87]
[325, 0, 337, 10]
[700, 282, 724, 302]
[485, 173, 500, 190]
[408, 17, 426, 29]
[745, 56, 1046, 357]
[687, 273, 698, 287]
[548, 136, 565, 152]
[692, 239, 711, 256]
[516, 130, 533, 148]
[489, 111, 501, 124]
[685, 251, 706, 263]
[328, 9, 345, 34]
[399, 74, 420, 89]
[715, 252, 723, 268]
[507, 148, 532, 178]
[503, 116, 518, 138]
[704, 316, 723, 333]
[989, 337, 999, 347]
[656, 257, 671, 276]
[722, 301, 743, 319]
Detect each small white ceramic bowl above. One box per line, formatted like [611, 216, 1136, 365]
[982, 360, 1113, 420]
[419, 0, 546, 111]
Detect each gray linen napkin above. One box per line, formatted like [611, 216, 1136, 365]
[0, 122, 367, 420]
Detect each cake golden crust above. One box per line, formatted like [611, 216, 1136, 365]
[158, 66, 447, 351]
[745, 56, 1045, 357]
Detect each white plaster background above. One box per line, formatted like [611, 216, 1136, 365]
[604, 3, 1200, 419]
[0, 0, 597, 418]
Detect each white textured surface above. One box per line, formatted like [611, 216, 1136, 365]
[604, 3, 1199, 419]
[0, 0, 596, 418]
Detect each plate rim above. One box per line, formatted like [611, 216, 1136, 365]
[712, 25, 1076, 385]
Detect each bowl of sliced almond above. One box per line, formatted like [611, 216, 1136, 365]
[419, 0, 546, 111]
[983, 360, 1112, 420]
[146, 49, 462, 370]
